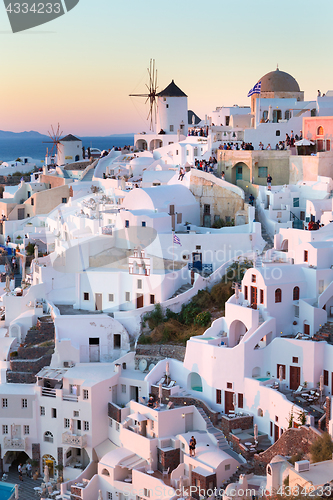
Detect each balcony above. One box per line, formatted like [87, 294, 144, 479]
[4, 437, 26, 451]
[62, 432, 87, 448]
[62, 394, 78, 402]
[41, 387, 56, 398]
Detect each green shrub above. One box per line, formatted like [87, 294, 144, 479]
[142, 303, 164, 329]
[165, 308, 178, 321]
[137, 334, 152, 344]
[179, 303, 201, 325]
[25, 242, 35, 256]
[310, 432, 333, 463]
[194, 311, 212, 327]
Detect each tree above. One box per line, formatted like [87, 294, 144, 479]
[310, 432, 333, 463]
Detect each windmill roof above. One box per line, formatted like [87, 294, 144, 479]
[158, 80, 187, 97]
[60, 134, 81, 142]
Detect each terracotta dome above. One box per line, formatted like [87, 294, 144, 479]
[259, 68, 300, 93]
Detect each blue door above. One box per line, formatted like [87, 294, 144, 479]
[192, 253, 202, 272]
[236, 166, 242, 181]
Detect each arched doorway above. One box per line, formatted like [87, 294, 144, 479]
[149, 139, 163, 151]
[135, 139, 148, 151]
[281, 239, 288, 251]
[4, 451, 30, 474]
[188, 372, 203, 392]
[42, 454, 56, 478]
[232, 162, 250, 184]
[252, 366, 261, 378]
[228, 320, 247, 347]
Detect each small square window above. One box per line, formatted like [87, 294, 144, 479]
[52, 408, 57, 418]
[252, 274, 256, 283]
[292, 357, 298, 363]
[144, 489, 150, 498]
[227, 382, 232, 389]
[121, 384, 126, 393]
[83, 389, 89, 400]
[150, 294, 155, 305]
[108, 294, 114, 302]
[64, 418, 70, 428]
[142, 221, 146, 227]
[225, 464, 230, 471]
[62, 198, 67, 204]
[108, 493, 113, 500]
[2, 398, 7, 408]
[204, 204, 210, 214]
[22, 399, 27, 409]
[2, 425, 8, 434]
[196, 245, 201, 250]
[304, 250, 308, 262]
[73, 410, 79, 417]
[125, 220, 129, 228]
[40, 406, 45, 416]
[166, 104, 169, 109]
[137, 279, 142, 289]
[276, 130, 280, 136]
[116, 422, 120, 432]
[176, 150, 178, 155]
[24, 425, 29, 435]
[84, 421, 89, 431]
[109, 418, 113, 427]
[125, 292, 130, 302]
[275, 416, 278, 422]
[170, 125, 174, 132]
[83, 292, 89, 301]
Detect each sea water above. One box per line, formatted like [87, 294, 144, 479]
[0, 135, 134, 162]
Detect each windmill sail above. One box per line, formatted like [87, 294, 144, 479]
[129, 59, 158, 131]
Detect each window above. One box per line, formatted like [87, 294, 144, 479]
[324, 370, 329, 386]
[73, 410, 79, 417]
[176, 150, 178, 155]
[44, 431, 53, 443]
[62, 198, 67, 204]
[252, 274, 256, 283]
[304, 250, 308, 262]
[64, 418, 70, 428]
[109, 418, 112, 427]
[293, 198, 299, 208]
[40, 406, 45, 416]
[294, 305, 299, 318]
[275, 288, 282, 303]
[24, 425, 29, 435]
[22, 399, 27, 408]
[317, 126, 324, 136]
[83, 292, 89, 301]
[216, 389, 221, 404]
[260, 289, 264, 304]
[292, 357, 298, 363]
[108, 294, 114, 302]
[166, 104, 169, 109]
[293, 286, 300, 301]
[150, 294, 155, 305]
[31, 198, 34, 206]
[83, 389, 89, 400]
[275, 416, 278, 422]
[258, 166, 268, 178]
[326, 139, 331, 151]
[276, 130, 280, 136]
[270, 421, 273, 436]
[2, 398, 7, 408]
[137, 279, 142, 289]
[225, 464, 231, 471]
[177, 213, 182, 224]
[84, 421, 90, 431]
[238, 393, 243, 408]
[204, 204, 210, 215]
[170, 125, 174, 132]
[144, 489, 151, 497]
[107, 493, 113, 500]
[125, 220, 129, 228]
[244, 286, 248, 301]
[116, 422, 120, 432]
[142, 221, 146, 227]
[196, 245, 201, 250]
[121, 384, 126, 394]
[125, 292, 130, 302]
[227, 382, 232, 389]
[169, 205, 175, 215]
[2, 425, 8, 434]
[52, 408, 57, 418]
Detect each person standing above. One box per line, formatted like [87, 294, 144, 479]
[26, 462, 32, 478]
[18, 463, 23, 481]
[189, 436, 196, 457]
[267, 174, 272, 190]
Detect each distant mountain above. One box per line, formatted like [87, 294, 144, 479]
[0, 130, 49, 140]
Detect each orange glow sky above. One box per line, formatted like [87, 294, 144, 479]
[1, 0, 333, 136]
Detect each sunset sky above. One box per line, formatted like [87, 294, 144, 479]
[1, 0, 333, 136]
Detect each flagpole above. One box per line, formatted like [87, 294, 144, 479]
[172, 231, 175, 272]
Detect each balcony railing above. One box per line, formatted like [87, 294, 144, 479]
[62, 432, 87, 448]
[62, 394, 78, 402]
[41, 387, 56, 398]
[4, 437, 26, 450]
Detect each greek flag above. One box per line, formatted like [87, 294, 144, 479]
[173, 234, 182, 246]
[247, 81, 261, 97]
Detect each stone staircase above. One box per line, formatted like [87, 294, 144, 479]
[223, 462, 255, 487]
[197, 408, 243, 463]
[6, 316, 55, 383]
[313, 322, 333, 343]
[169, 283, 192, 299]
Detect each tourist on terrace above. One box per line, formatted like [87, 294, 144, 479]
[267, 174, 272, 190]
